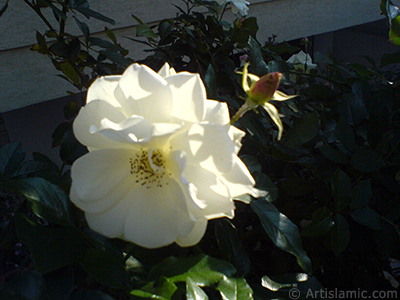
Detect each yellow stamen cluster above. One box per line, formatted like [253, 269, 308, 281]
[129, 149, 170, 189]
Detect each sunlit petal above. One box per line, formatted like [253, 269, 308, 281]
[220, 155, 255, 198]
[86, 75, 124, 107]
[165, 73, 206, 122]
[204, 100, 230, 126]
[263, 102, 284, 140]
[185, 164, 235, 219]
[73, 100, 129, 149]
[118, 63, 173, 123]
[271, 90, 297, 101]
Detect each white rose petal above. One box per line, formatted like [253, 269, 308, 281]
[70, 62, 255, 248]
[215, 0, 250, 17]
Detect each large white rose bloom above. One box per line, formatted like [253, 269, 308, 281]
[70, 63, 255, 248]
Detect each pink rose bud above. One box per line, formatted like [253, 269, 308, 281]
[248, 72, 282, 105]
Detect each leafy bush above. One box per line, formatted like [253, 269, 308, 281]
[1, 0, 399, 299]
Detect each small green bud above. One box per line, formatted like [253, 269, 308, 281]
[248, 72, 282, 105]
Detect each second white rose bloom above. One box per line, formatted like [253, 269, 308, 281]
[215, 0, 250, 17]
[70, 63, 255, 249]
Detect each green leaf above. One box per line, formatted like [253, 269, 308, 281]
[0, 142, 26, 177]
[350, 180, 372, 209]
[250, 198, 312, 274]
[75, 7, 115, 25]
[40, 0, 67, 20]
[60, 62, 81, 85]
[99, 50, 131, 68]
[1, 177, 73, 225]
[253, 172, 278, 200]
[335, 117, 356, 152]
[105, 27, 117, 43]
[240, 155, 262, 174]
[330, 214, 350, 255]
[261, 273, 324, 299]
[380, 51, 400, 67]
[15, 214, 87, 274]
[150, 254, 236, 286]
[301, 207, 334, 237]
[318, 144, 348, 164]
[338, 92, 369, 127]
[351, 148, 385, 172]
[217, 277, 253, 300]
[43, 266, 74, 300]
[70, 290, 115, 300]
[130, 289, 168, 299]
[204, 64, 217, 98]
[6, 271, 44, 300]
[60, 126, 88, 165]
[64, 101, 78, 120]
[284, 112, 319, 149]
[215, 219, 251, 275]
[133, 277, 177, 299]
[89, 37, 118, 49]
[52, 121, 70, 147]
[261, 275, 292, 292]
[80, 247, 129, 289]
[49, 41, 70, 58]
[248, 37, 267, 76]
[186, 278, 208, 300]
[390, 15, 400, 46]
[35, 31, 48, 54]
[0, 0, 9, 17]
[351, 208, 382, 230]
[280, 177, 312, 197]
[73, 17, 90, 38]
[136, 23, 158, 39]
[331, 168, 352, 211]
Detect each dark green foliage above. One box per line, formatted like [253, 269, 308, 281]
[1, 0, 399, 299]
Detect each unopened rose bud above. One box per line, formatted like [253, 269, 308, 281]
[248, 72, 282, 105]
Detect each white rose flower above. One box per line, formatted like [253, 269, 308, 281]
[70, 63, 255, 249]
[215, 0, 250, 17]
[286, 50, 317, 72]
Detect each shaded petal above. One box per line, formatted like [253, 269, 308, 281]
[263, 102, 284, 140]
[170, 123, 235, 173]
[118, 64, 173, 123]
[90, 115, 152, 144]
[176, 219, 208, 247]
[165, 73, 206, 122]
[73, 100, 130, 149]
[87, 75, 124, 107]
[70, 181, 130, 213]
[85, 194, 132, 238]
[123, 179, 194, 248]
[204, 100, 230, 126]
[167, 150, 207, 212]
[219, 155, 255, 198]
[71, 149, 132, 201]
[185, 164, 235, 219]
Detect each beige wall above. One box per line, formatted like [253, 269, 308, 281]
[0, 0, 384, 112]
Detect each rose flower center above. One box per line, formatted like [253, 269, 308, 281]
[129, 148, 171, 189]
